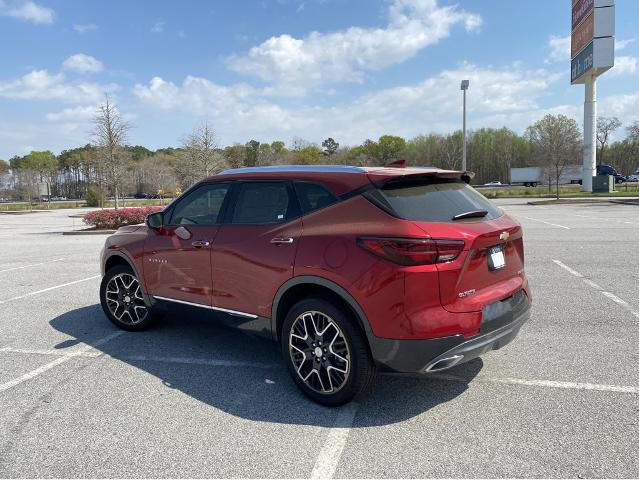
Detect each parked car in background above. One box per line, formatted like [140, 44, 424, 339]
[483, 180, 502, 186]
[99, 165, 531, 405]
[133, 192, 149, 199]
[596, 164, 625, 184]
[627, 174, 639, 182]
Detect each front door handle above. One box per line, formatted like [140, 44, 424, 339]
[191, 240, 210, 248]
[270, 237, 294, 245]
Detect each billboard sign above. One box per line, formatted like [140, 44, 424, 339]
[572, 0, 594, 30]
[571, 42, 594, 83]
[571, 12, 594, 57]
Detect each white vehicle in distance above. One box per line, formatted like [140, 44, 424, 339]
[627, 174, 639, 182]
[483, 180, 503, 186]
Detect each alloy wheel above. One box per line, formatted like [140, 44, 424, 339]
[289, 310, 351, 394]
[105, 273, 148, 325]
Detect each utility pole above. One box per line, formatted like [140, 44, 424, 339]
[460, 80, 469, 171]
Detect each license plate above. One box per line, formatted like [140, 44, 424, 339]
[488, 245, 506, 271]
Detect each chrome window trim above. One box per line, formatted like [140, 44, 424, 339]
[152, 295, 258, 319]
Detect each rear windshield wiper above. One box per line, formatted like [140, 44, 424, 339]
[452, 209, 488, 220]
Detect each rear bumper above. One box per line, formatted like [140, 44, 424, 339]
[369, 291, 531, 374]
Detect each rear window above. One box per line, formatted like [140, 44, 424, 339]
[365, 178, 502, 223]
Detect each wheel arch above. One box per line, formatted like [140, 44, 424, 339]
[103, 251, 154, 306]
[271, 276, 373, 344]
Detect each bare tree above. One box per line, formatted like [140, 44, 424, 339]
[438, 133, 462, 170]
[596, 116, 622, 165]
[92, 95, 132, 208]
[526, 114, 581, 200]
[176, 123, 224, 187]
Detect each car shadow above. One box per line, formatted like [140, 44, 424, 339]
[50, 304, 483, 428]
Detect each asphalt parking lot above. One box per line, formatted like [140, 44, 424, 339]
[1, 200, 638, 478]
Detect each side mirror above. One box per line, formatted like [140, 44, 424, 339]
[146, 212, 164, 230]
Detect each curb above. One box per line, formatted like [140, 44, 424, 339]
[62, 229, 116, 235]
[527, 198, 639, 205]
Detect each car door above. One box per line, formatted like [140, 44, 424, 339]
[210, 181, 302, 320]
[144, 182, 231, 307]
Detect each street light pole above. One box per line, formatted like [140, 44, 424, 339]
[460, 80, 469, 171]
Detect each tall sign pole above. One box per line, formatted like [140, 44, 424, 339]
[571, 0, 615, 192]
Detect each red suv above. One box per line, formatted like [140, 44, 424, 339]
[99, 166, 531, 405]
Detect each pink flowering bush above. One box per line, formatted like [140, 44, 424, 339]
[83, 206, 165, 230]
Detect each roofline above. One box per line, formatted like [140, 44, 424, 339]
[219, 165, 367, 175]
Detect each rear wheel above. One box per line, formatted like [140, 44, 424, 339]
[100, 264, 159, 331]
[281, 297, 375, 406]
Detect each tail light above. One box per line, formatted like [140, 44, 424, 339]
[357, 237, 464, 266]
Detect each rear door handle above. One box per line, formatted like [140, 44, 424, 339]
[191, 240, 210, 248]
[270, 237, 294, 244]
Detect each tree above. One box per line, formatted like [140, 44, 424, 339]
[223, 144, 246, 170]
[438, 132, 463, 170]
[245, 140, 260, 167]
[378, 135, 406, 164]
[92, 95, 132, 208]
[322, 137, 339, 162]
[177, 123, 224, 187]
[526, 114, 581, 200]
[596, 116, 622, 165]
[294, 146, 323, 165]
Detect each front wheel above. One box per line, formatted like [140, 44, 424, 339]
[99, 265, 159, 331]
[281, 297, 376, 406]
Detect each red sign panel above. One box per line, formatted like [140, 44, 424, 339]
[572, 0, 594, 30]
[572, 12, 594, 57]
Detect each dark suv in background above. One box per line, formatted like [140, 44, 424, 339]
[99, 165, 531, 405]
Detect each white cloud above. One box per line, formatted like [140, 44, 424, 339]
[546, 34, 570, 63]
[0, 0, 54, 24]
[73, 23, 98, 33]
[226, 0, 481, 91]
[132, 63, 560, 146]
[150, 20, 164, 33]
[46, 105, 97, 122]
[616, 38, 635, 51]
[609, 56, 638, 77]
[62, 54, 104, 74]
[0, 69, 117, 103]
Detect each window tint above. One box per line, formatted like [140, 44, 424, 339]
[231, 182, 292, 225]
[168, 183, 230, 225]
[365, 178, 502, 223]
[294, 182, 339, 214]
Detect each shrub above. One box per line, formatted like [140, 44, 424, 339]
[83, 206, 165, 230]
[85, 186, 103, 207]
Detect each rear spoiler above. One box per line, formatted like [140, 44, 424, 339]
[373, 170, 475, 187]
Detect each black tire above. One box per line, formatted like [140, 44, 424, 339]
[281, 297, 376, 406]
[99, 264, 159, 331]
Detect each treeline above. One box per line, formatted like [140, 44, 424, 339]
[1, 104, 638, 204]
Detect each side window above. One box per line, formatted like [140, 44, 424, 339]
[294, 182, 339, 214]
[231, 182, 292, 225]
[168, 183, 230, 225]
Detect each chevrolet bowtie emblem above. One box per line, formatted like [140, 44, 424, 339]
[500, 231, 510, 241]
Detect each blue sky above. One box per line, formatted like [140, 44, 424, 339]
[1, 0, 638, 159]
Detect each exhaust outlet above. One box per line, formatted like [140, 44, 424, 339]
[424, 355, 464, 373]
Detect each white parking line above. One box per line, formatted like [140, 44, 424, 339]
[0, 275, 100, 304]
[521, 216, 570, 229]
[552, 259, 639, 319]
[432, 374, 639, 394]
[0, 258, 64, 274]
[0, 331, 123, 393]
[552, 259, 583, 277]
[0, 347, 101, 357]
[311, 402, 359, 480]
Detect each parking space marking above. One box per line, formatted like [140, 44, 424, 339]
[552, 259, 583, 277]
[311, 402, 359, 480]
[0, 275, 100, 304]
[432, 374, 639, 394]
[552, 259, 639, 319]
[0, 258, 64, 274]
[0, 347, 101, 357]
[521, 216, 570, 229]
[0, 331, 123, 393]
